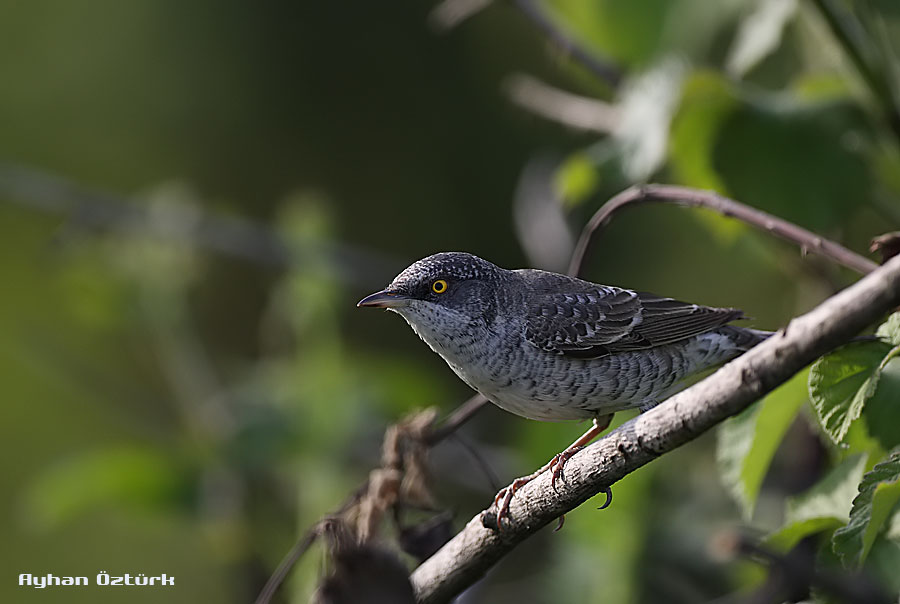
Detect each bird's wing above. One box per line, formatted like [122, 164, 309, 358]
[522, 277, 744, 358]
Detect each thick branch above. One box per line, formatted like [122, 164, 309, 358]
[568, 184, 879, 277]
[411, 254, 900, 604]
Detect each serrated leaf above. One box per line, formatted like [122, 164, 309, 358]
[808, 341, 893, 443]
[833, 450, 900, 568]
[765, 454, 868, 551]
[717, 370, 807, 518]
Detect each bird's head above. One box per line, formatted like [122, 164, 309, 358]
[357, 252, 504, 328]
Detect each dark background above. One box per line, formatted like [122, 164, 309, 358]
[2, 1, 899, 602]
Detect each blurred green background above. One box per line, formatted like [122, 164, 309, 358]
[2, 1, 900, 602]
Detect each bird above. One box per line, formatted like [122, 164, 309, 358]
[357, 252, 768, 526]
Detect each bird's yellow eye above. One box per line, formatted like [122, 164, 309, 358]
[431, 279, 448, 294]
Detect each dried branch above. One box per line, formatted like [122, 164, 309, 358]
[410, 253, 900, 604]
[568, 184, 879, 277]
[254, 400, 488, 603]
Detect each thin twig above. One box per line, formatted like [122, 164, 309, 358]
[424, 394, 489, 445]
[567, 184, 879, 277]
[447, 433, 502, 492]
[512, 0, 623, 89]
[254, 522, 327, 604]
[0, 162, 402, 286]
[411, 254, 900, 604]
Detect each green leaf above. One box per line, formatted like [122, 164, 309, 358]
[20, 446, 188, 530]
[876, 312, 900, 345]
[670, 71, 737, 191]
[713, 100, 872, 232]
[766, 454, 868, 551]
[766, 516, 844, 552]
[833, 450, 900, 568]
[808, 341, 894, 443]
[862, 355, 900, 450]
[555, 153, 600, 207]
[716, 369, 807, 518]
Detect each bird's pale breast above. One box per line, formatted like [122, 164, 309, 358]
[398, 302, 745, 421]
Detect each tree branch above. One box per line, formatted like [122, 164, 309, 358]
[568, 184, 879, 277]
[411, 254, 900, 604]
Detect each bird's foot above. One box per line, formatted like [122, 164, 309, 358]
[490, 470, 543, 530]
[486, 415, 615, 530]
[548, 445, 583, 491]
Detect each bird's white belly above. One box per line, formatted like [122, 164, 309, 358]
[398, 306, 739, 423]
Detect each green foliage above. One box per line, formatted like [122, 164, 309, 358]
[809, 341, 895, 444]
[555, 153, 600, 207]
[547, 0, 672, 68]
[21, 446, 189, 531]
[3, 0, 900, 602]
[809, 314, 900, 445]
[833, 450, 900, 568]
[713, 101, 872, 231]
[669, 72, 736, 191]
[765, 453, 868, 551]
[717, 370, 808, 518]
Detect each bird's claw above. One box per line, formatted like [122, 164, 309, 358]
[598, 486, 613, 510]
[549, 445, 583, 491]
[491, 476, 533, 530]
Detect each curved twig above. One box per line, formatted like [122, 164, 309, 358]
[254, 525, 323, 604]
[568, 184, 879, 277]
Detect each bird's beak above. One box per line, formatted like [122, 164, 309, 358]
[357, 289, 412, 309]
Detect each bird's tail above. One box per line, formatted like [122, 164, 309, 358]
[721, 326, 772, 351]
[723, 325, 882, 352]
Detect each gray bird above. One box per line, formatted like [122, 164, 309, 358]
[358, 252, 767, 523]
